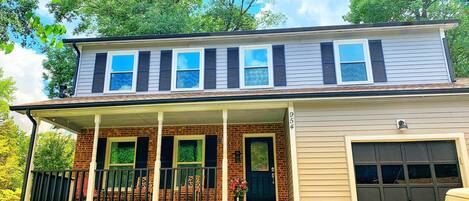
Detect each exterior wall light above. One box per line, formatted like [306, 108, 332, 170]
[234, 151, 241, 163]
[396, 119, 408, 130]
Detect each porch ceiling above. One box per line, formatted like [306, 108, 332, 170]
[47, 108, 286, 132]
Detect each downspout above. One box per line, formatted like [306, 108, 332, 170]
[20, 110, 38, 201]
[71, 43, 81, 96]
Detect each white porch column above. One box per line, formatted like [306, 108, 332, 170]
[152, 112, 164, 201]
[288, 102, 301, 201]
[24, 118, 41, 201]
[86, 114, 101, 201]
[222, 110, 228, 201]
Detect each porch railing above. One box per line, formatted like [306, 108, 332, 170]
[29, 167, 218, 201]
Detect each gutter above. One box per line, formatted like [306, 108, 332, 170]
[9, 87, 469, 111]
[62, 20, 459, 44]
[20, 110, 38, 201]
[71, 43, 81, 96]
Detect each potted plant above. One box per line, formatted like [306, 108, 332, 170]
[229, 177, 248, 201]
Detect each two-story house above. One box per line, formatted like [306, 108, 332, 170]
[11, 19, 469, 201]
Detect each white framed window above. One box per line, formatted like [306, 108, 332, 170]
[104, 51, 139, 93]
[333, 39, 374, 85]
[171, 48, 204, 91]
[104, 137, 137, 188]
[173, 136, 205, 187]
[239, 45, 274, 88]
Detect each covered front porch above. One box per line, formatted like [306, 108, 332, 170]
[22, 101, 297, 201]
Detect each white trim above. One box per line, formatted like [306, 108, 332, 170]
[86, 114, 101, 201]
[242, 133, 279, 201]
[439, 28, 453, 83]
[153, 112, 163, 201]
[345, 133, 469, 201]
[222, 110, 228, 201]
[333, 39, 374, 85]
[287, 102, 300, 201]
[73, 45, 83, 97]
[171, 48, 205, 91]
[104, 50, 139, 94]
[239, 45, 274, 89]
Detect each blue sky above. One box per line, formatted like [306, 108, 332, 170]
[1, 0, 351, 132]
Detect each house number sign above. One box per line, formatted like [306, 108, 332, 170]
[289, 111, 295, 129]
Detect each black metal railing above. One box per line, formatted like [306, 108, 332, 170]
[159, 167, 218, 201]
[30, 169, 89, 201]
[29, 167, 218, 201]
[95, 168, 154, 201]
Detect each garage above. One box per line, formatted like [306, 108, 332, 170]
[352, 141, 463, 201]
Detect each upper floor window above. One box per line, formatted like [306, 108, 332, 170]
[240, 45, 273, 88]
[105, 51, 138, 93]
[334, 40, 373, 85]
[172, 48, 204, 91]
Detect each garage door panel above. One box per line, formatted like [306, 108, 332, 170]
[357, 187, 381, 201]
[404, 142, 430, 162]
[378, 143, 403, 162]
[410, 187, 436, 201]
[430, 141, 458, 161]
[352, 143, 376, 163]
[352, 141, 462, 201]
[383, 187, 408, 201]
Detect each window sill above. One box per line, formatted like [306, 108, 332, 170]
[337, 81, 374, 86]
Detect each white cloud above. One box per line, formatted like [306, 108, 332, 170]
[0, 45, 52, 133]
[262, 0, 350, 28]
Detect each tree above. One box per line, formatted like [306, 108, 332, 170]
[344, 0, 469, 77]
[33, 131, 75, 171]
[42, 46, 76, 98]
[42, 0, 285, 98]
[0, 0, 66, 53]
[0, 68, 28, 201]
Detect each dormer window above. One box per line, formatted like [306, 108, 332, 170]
[334, 39, 373, 85]
[240, 45, 274, 88]
[104, 51, 138, 93]
[172, 48, 204, 91]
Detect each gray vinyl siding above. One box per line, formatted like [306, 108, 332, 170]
[293, 96, 469, 201]
[74, 29, 450, 97]
[216, 48, 228, 89]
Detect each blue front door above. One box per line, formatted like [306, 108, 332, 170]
[245, 137, 276, 201]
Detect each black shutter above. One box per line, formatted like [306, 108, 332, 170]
[133, 137, 149, 185]
[159, 50, 172, 91]
[136, 51, 151, 91]
[273, 45, 287, 86]
[204, 135, 217, 188]
[160, 136, 174, 189]
[368, 40, 387, 82]
[92, 53, 107, 93]
[442, 38, 456, 82]
[95, 138, 107, 189]
[204, 48, 217, 89]
[227, 47, 239, 88]
[320, 42, 337, 84]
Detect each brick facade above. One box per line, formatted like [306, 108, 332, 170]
[74, 123, 289, 201]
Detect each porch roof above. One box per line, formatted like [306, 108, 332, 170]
[10, 79, 469, 112]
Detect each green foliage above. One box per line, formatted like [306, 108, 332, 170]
[33, 131, 76, 171]
[42, 46, 76, 98]
[109, 142, 135, 164]
[0, 0, 66, 53]
[344, 0, 469, 77]
[0, 68, 28, 201]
